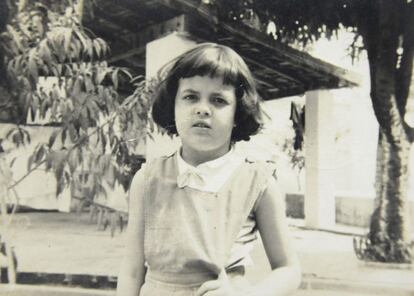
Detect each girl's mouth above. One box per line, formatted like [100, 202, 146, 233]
[193, 122, 211, 129]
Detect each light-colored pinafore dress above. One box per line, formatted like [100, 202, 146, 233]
[140, 153, 271, 296]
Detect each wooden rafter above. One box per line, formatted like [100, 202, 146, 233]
[108, 15, 188, 63]
[85, 0, 359, 100]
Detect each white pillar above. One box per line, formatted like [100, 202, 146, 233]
[145, 32, 197, 160]
[305, 89, 336, 229]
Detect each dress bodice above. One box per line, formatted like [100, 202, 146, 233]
[142, 153, 271, 282]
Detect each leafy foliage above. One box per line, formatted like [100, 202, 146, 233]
[214, 0, 369, 51]
[282, 138, 305, 191]
[354, 235, 413, 263]
[1, 1, 152, 202]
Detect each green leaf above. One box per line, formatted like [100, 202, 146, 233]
[64, 28, 73, 53]
[56, 175, 66, 196]
[77, 146, 83, 164]
[101, 129, 107, 152]
[73, 77, 82, 97]
[93, 38, 101, 58]
[56, 43, 65, 63]
[34, 145, 46, 163]
[72, 62, 79, 73]
[24, 91, 33, 113]
[39, 40, 53, 66]
[71, 39, 81, 58]
[30, 105, 36, 122]
[6, 127, 17, 141]
[78, 92, 87, 105]
[49, 130, 60, 148]
[9, 157, 17, 168]
[84, 75, 94, 93]
[80, 108, 89, 131]
[97, 39, 109, 57]
[45, 153, 53, 171]
[120, 68, 133, 81]
[61, 127, 67, 145]
[86, 38, 94, 58]
[104, 164, 116, 189]
[28, 155, 34, 171]
[51, 65, 60, 77]
[74, 29, 88, 51]
[65, 64, 73, 76]
[40, 98, 50, 118]
[69, 123, 78, 142]
[112, 68, 119, 89]
[28, 49, 39, 84]
[7, 25, 23, 52]
[12, 131, 22, 147]
[96, 68, 110, 84]
[110, 135, 118, 149]
[57, 64, 63, 75]
[79, 62, 85, 72]
[18, 127, 26, 146]
[68, 149, 79, 173]
[87, 98, 100, 115]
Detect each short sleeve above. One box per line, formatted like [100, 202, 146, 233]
[128, 164, 147, 214]
[251, 162, 279, 213]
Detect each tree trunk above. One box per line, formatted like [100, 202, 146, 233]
[369, 130, 389, 245]
[0, 189, 16, 284]
[355, 0, 413, 263]
[385, 138, 411, 243]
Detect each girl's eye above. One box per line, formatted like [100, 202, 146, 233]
[212, 97, 228, 105]
[183, 94, 197, 101]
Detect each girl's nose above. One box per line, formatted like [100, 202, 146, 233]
[196, 109, 210, 116]
[194, 103, 211, 117]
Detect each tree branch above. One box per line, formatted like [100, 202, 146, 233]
[7, 109, 119, 191]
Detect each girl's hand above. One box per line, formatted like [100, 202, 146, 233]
[196, 269, 249, 296]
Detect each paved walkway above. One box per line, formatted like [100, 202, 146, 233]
[1, 212, 413, 295]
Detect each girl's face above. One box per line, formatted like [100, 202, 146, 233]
[174, 75, 237, 165]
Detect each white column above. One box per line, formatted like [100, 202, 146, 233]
[145, 32, 197, 160]
[305, 89, 336, 229]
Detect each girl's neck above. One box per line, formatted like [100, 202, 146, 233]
[180, 145, 231, 167]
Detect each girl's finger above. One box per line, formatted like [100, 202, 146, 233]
[196, 279, 221, 296]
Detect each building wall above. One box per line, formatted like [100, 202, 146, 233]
[286, 193, 414, 228]
[0, 124, 71, 211]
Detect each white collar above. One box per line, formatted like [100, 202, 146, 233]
[176, 147, 242, 192]
[177, 147, 235, 174]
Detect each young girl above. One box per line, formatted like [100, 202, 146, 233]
[117, 43, 301, 296]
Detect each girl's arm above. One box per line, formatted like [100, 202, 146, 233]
[250, 177, 302, 296]
[196, 177, 301, 296]
[116, 170, 147, 296]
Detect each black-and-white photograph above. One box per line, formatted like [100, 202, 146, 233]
[0, 1, 413, 295]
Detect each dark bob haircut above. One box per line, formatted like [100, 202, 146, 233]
[152, 43, 263, 142]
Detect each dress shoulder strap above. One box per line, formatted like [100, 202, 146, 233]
[143, 153, 177, 181]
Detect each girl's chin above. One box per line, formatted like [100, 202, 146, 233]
[181, 149, 229, 165]
[182, 143, 231, 157]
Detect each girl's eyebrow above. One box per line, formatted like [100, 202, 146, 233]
[210, 91, 227, 97]
[181, 88, 230, 96]
[181, 88, 199, 94]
